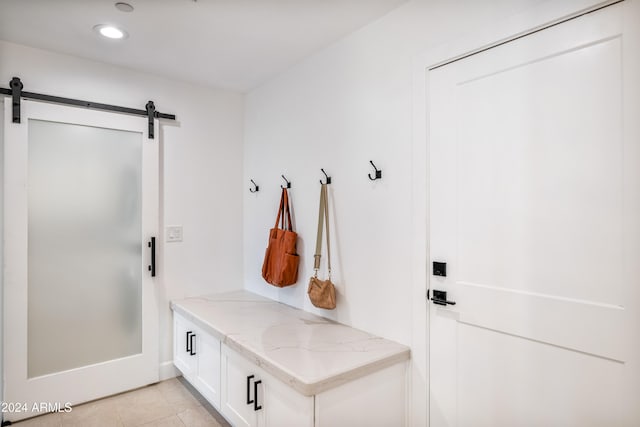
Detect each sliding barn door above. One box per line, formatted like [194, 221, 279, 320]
[428, 2, 640, 426]
[3, 99, 159, 422]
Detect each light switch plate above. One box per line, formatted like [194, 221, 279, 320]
[166, 225, 183, 242]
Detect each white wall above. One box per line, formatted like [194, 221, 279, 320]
[243, 0, 554, 424]
[244, 0, 547, 345]
[0, 40, 245, 374]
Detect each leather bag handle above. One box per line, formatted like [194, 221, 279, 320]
[274, 188, 293, 231]
[313, 184, 331, 277]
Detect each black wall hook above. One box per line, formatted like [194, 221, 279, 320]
[368, 160, 382, 180]
[249, 179, 259, 193]
[281, 175, 291, 189]
[320, 168, 332, 185]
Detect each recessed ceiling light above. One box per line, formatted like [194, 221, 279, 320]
[93, 24, 128, 40]
[115, 2, 134, 13]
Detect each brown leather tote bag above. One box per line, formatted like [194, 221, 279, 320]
[261, 188, 299, 287]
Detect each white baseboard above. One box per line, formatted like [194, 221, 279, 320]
[159, 360, 179, 381]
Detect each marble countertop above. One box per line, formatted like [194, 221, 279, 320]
[171, 290, 410, 396]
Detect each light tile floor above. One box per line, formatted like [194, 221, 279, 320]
[13, 377, 231, 427]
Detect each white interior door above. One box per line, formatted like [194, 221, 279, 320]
[428, 2, 640, 426]
[3, 99, 159, 422]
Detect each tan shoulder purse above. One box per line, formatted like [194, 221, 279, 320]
[307, 184, 336, 309]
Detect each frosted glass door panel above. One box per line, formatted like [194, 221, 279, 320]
[27, 119, 143, 378]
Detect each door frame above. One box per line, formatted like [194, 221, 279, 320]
[409, 0, 628, 425]
[3, 99, 160, 421]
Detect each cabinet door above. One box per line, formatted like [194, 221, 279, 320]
[193, 331, 221, 409]
[220, 345, 259, 427]
[173, 313, 197, 379]
[315, 362, 407, 427]
[261, 369, 313, 427]
[220, 344, 314, 427]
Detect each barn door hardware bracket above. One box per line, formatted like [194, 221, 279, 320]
[146, 101, 156, 139]
[10, 77, 23, 123]
[0, 77, 176, 137]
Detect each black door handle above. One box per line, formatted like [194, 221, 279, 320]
[147, 237, 156, 277]
[431, 290, 456, 306]
[431, 298, 456, 306]
[253, 380, 262, 411]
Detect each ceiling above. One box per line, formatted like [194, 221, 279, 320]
[0, 0, 407, 92]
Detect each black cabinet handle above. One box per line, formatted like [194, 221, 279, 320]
[186, 331, 193, 353]
[247, 375, 255, 405]
[147, 237, 156, 277]
[189, 333, 196, 356]
[253, 380, 262, 411]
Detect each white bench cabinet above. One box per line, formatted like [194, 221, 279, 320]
[173, 312, 221, 409]
[171, 291, 410, 427]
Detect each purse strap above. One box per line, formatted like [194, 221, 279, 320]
[313, 184, 331, 278]
[274, 188, 293, 231]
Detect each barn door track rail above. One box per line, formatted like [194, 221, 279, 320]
[0, 77, 176, 139]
